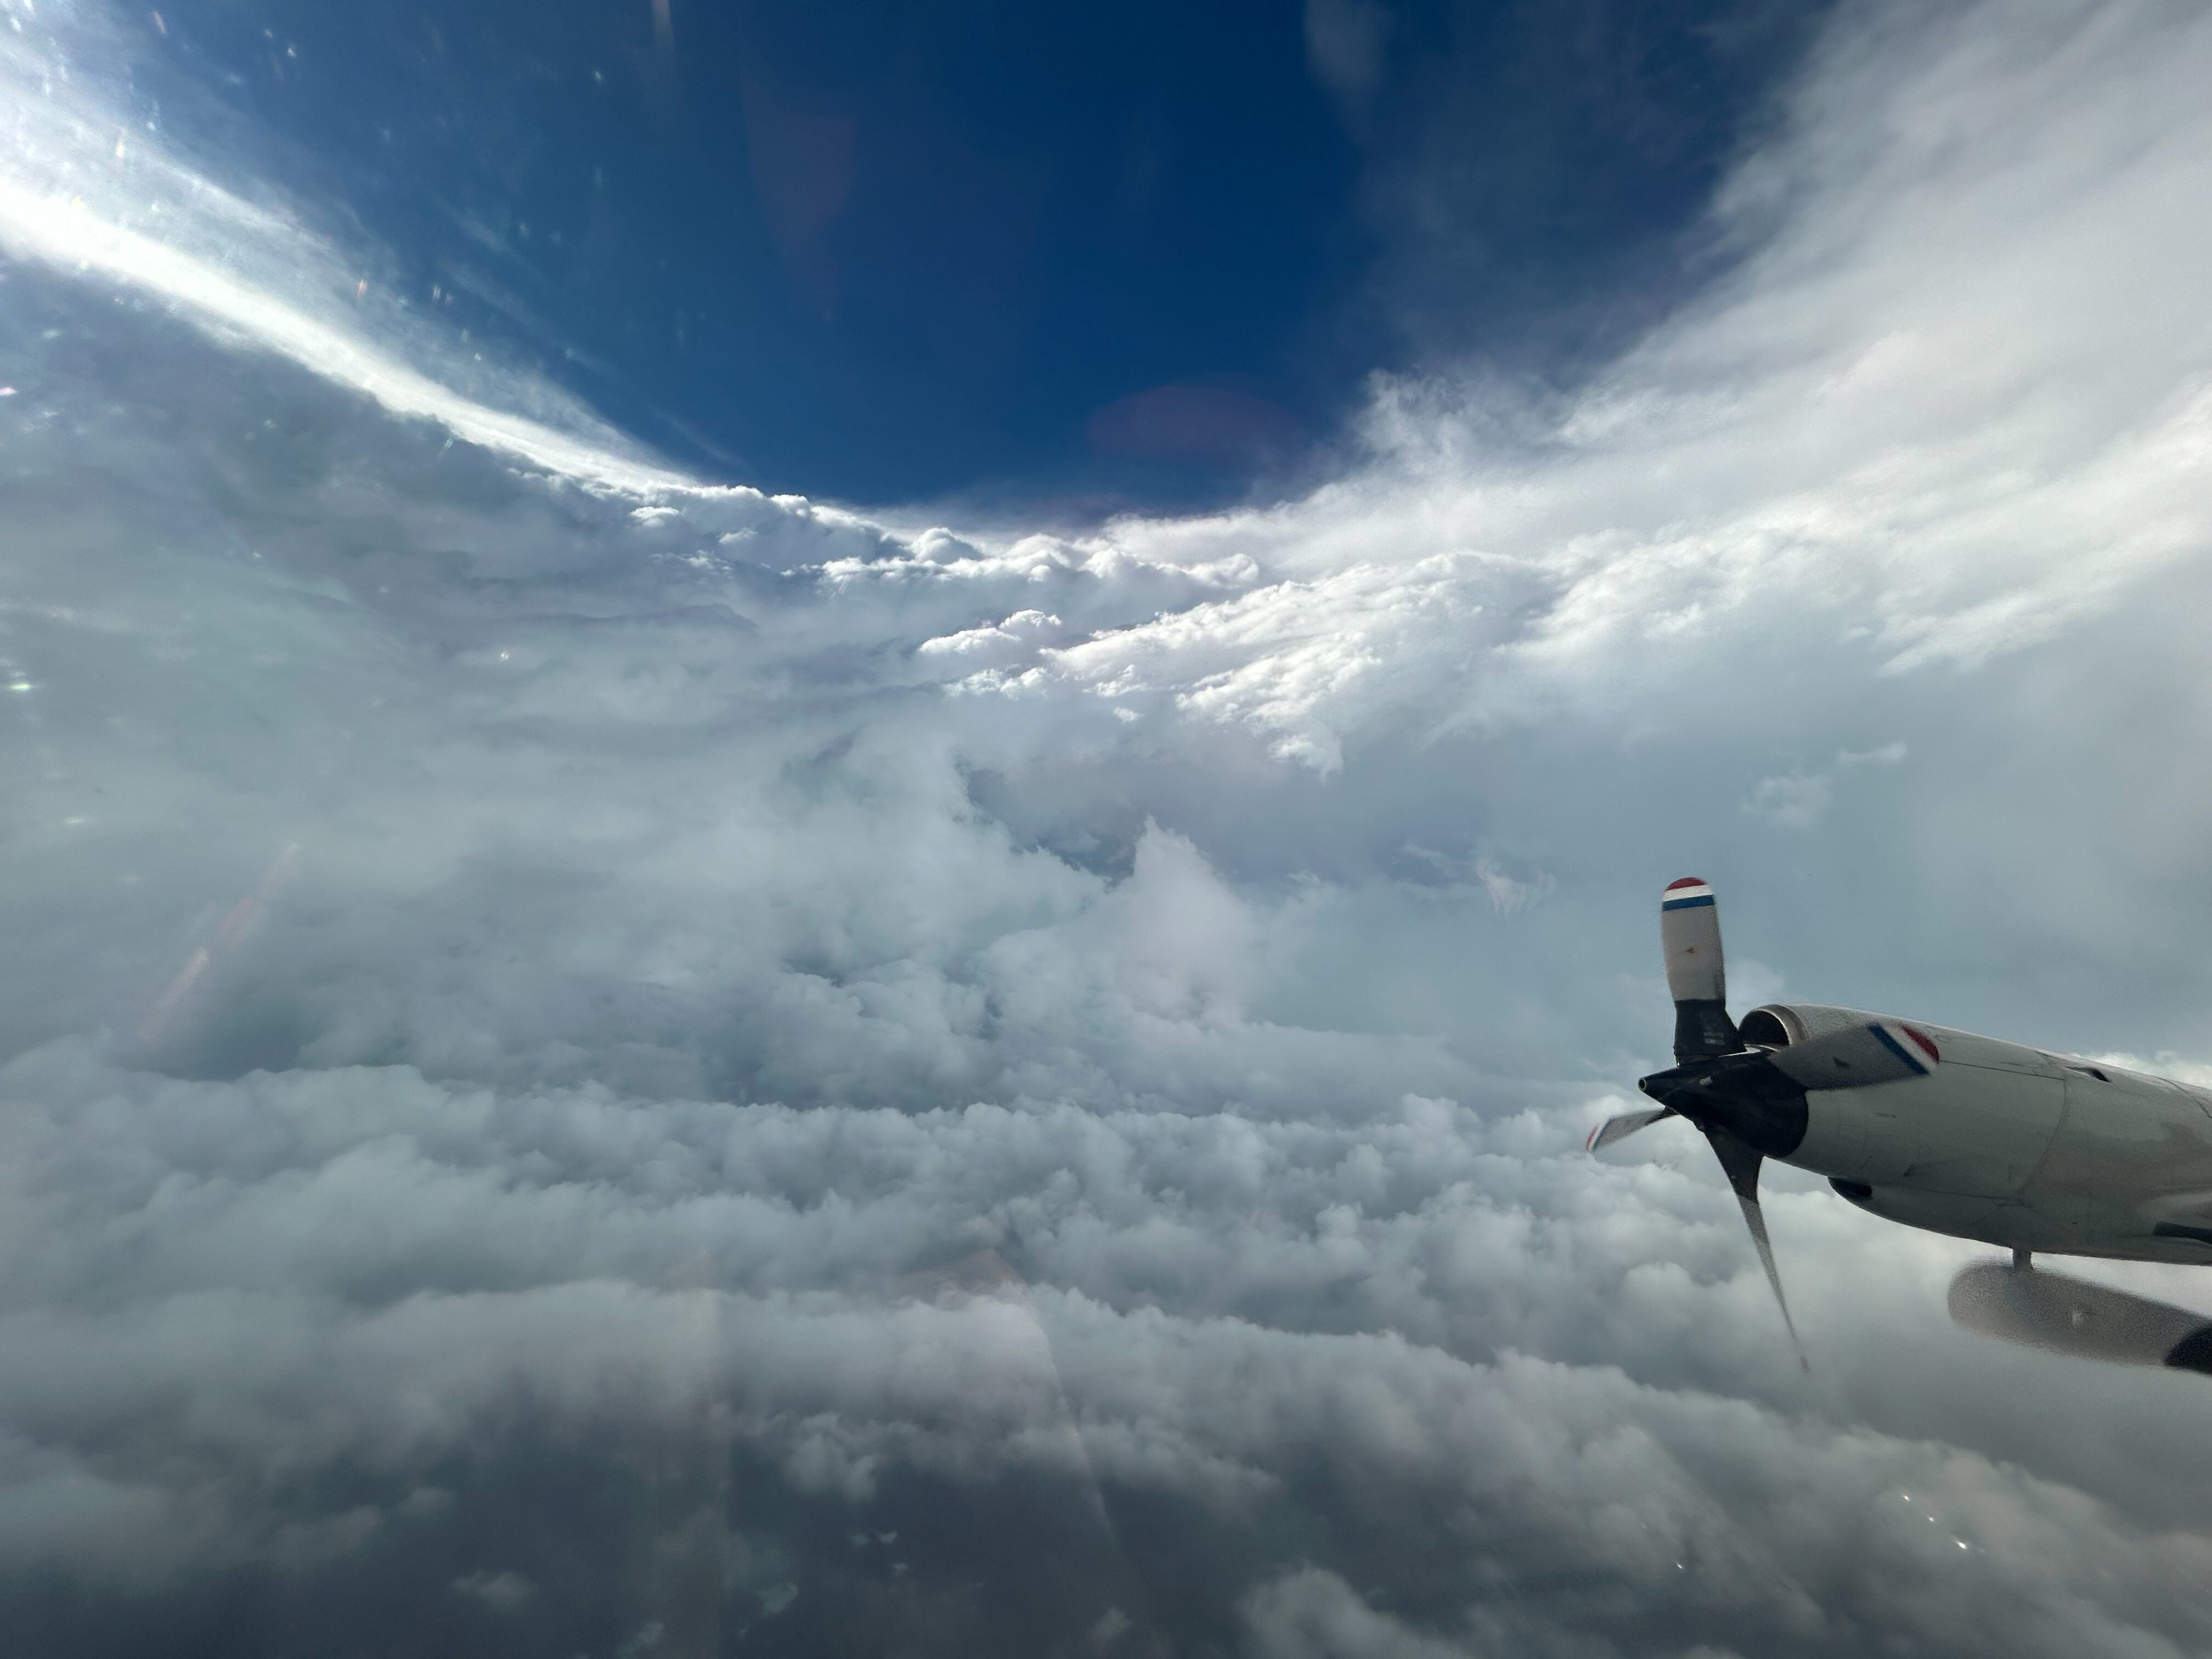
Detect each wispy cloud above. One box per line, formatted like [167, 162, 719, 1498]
[0, 2, 687, 493]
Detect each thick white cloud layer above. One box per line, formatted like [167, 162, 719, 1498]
[9, 1, 2212, 1655]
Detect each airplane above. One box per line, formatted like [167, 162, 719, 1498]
[1588, 877, 2212, 1366]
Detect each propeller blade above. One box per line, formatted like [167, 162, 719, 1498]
[1701, 1125, 1810, 1371]
[1586, 1106, 1675, 1154]
[1662, 878, 1739, 1063]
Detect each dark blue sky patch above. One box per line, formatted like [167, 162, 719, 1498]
[134, 0, 1830, 509]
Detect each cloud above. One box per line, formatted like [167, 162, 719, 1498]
[0, 1, 687, 493]
[1242, 1567, 1476, 1659]
[1746, 772, 1833, 832]
[1745, 744, 1903, 830]
[5, 1040, 2212, 1656]
[1304, 0, 1394, 130]
[453, 1568, 538, 1611]
[9, 1, 2212, 1655]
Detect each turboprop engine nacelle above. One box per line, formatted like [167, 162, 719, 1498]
[1591, 887, 2101, 1367]
[1739, 1002, 2071, 1210]
[1740, 1002, 1944, 1075]
[1740, 1001, 2054, 1075]
[1593, 881, 2212, 1364]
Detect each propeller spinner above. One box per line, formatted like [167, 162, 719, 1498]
[1587, 878, 1812, 1368]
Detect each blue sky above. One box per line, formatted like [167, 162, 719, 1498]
[137, 0, 1825, 508]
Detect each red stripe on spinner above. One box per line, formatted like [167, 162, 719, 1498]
[1664, 877, 1707, 891]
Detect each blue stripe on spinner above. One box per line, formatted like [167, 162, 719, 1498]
[1867, 1022, 1929, 1076]
[1661, 894, 1717, 911]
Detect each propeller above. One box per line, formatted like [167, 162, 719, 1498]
[1585, 877, 1810, 1369]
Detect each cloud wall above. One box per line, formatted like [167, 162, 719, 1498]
[8, 1, 2212, 1654]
